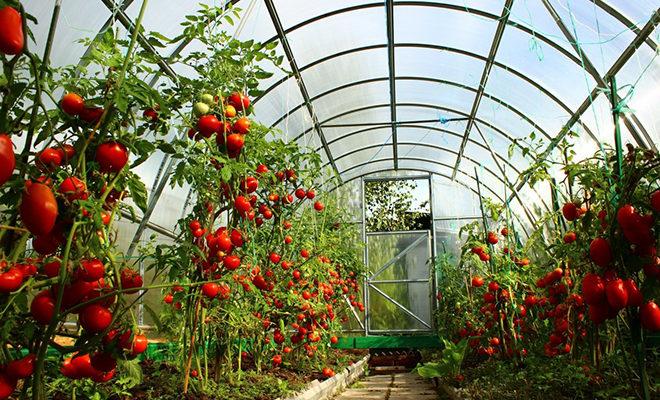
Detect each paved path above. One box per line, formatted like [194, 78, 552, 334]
[334, 372, 439, 400]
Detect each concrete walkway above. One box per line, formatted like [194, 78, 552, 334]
[334, 372, 439, 400]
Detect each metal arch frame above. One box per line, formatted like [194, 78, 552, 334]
[321, 123, 526, 174]
[452, 0, 514, 180]
[334, 163, 533, 238]
[270, 75, 552, 140]
[293, 102, 538, 164]
[385, 0, 398, 169]
[260, 43, 596, 141]
[327, 144, 546, 227]
[507, 8, 660, 204]
[263, 0, 341, 180]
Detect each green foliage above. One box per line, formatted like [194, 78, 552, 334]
[364, 179, 429, 232]
[415, 338, 467, 379]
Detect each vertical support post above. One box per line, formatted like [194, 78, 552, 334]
[551, 178, 567, 232]
[361, 177, 369, 336]
[609, 77, 624, 180]
[474, 167, 494, 273]
[428, 175, 437, 329]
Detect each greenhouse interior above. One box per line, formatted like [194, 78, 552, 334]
[0, 0, 658, 399]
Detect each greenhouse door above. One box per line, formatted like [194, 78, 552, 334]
[364, 230, 434, 334]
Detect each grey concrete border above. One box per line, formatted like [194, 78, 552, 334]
[281, 355, 371, 400]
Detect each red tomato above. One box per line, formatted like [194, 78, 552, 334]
[0, 267, 23, 293]
[228, 92, 250, 111]
[487, 281, 499, 292]
[562, 202, 580, 221]
[623, 279, 642, 308]
[60, 357, 80, 379]
[20, 181, 58, 235]
[164, 293, 174, 304]
[589, 237, 612, 267]
[234, 195, 252, 216]
[91, 369, 115, 383]
[0, 371, 16, 399]
[300, 249, 310, 258]
[471, 276, 484, 287]
[96, 141, 129, 173]
[58, 176, 87, 201]
[322, 367, 334, 378]
[90, 352, 116, 372]
[223, 255, 241, 270]
[651, 190, 660, 212]
[272, 354, 282, 366]
[6, 353, 36, 380]
[0, 6, 24, 55]
[202, 282, 220, 298]
[226, 133, 245, 157]
[77, 259, 105, 282]
[640, 301, 660, 331]
[197, 114, 221, 137]
[37, 148, 62, 171]
[0, 134, 15, 186]
[256, 164, 269, 174]
[70, 354, 96, 378]
[313, 201, 325, 211]
[143, 108, 158, 121]
[563, 231, 577, 243]
[60, 93, 85, 116]
[30, 292, 55, 324]
[605, 279, 628, 311]
[79, 304, 112, 333]
[120, 268, 143, 293]
[306, 190, 316, 199]
[581, 273, 606, 305]
[224, 104, 236, 118]
[79, 106, 104, 124]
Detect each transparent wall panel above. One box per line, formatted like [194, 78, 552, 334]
[395, 47, 486, 89]
[329, 128, 393, 155]
[312, 80, 391, 122]
[301, 48, 389, 97]
[287, 7, 387, 66]
[271, 107, 314, 143]
[335, 146, 393, 173]
[496, 26, 596, 110]
[434, 219, 476, 261]
[614, 43, 660, 147]
[462, 141, 506, 181]
[23, 1, 111, 69]
[458, 159, 506, 201]
[477, 123, 530, 170]
[367, 232, 430, 278]
[366, 170, 431, 180]
[334, 178, 363, 223]
[394, 6, 498, 57]
[368, 283, 430, 331]
[256, 78, 305, 127]
[431, 175, 481, 219]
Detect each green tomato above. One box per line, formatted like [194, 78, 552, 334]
[0, 74, 7, 87]
[193, 102, 210, 117]
[200, 93, 215, 105]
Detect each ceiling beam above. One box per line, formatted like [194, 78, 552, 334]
[452, 0, 514, 180]
[508, 8, 660, 203]
[263, 0, 341, 180]
[385, 0, 398, 169]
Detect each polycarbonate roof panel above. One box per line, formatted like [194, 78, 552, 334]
[255, 77, 305, 127]
[398, 159, 454, 179]
[342, 159, 394, 182]
[335, 146, 394, 173]
[394, 5, 499, 57]
[323, 106, 392, 127]
[484, 66, 571, 134]
[394, 46, 486, 89]
[396, 125, 466, 150]
[327, 127, 393, 155]
[551, 0, 637, 75]
[395, 80, 477, 116]
[396, 105, 466, 125]
[312, 80, 391, 122]
[476, 96, 544, 139]
[410, 0, 505, 15]
[273, 0, 366, 29]
[286, 7, 387, 66]
[593, 0, 658, 27]
[271, 107, 314, 142]
[496, 26, 597, 110]
[301, 47, 390, 97]
[397, 144, 457, 166]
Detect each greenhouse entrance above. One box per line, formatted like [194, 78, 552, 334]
[363, 177, 434, 334]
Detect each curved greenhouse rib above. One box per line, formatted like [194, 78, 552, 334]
[269, 76, 551, 140]
[291, 102, 539, 162]
[322, 123, 524, 172]
[327, 142, 551, 216]
[258, 43, 596, 142]
[333, 161, 535, 235]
